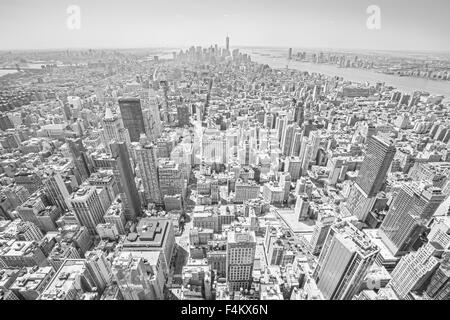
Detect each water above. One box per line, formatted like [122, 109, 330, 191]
[244, 49, 450, 101]
[0, 69, 18, 77]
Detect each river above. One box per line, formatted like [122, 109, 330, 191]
[243, 49, 450, 102]
[0, 69, 18, 77]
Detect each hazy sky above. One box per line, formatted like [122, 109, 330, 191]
[0, 0, 449, 51]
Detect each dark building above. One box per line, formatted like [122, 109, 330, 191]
[118, 97, 146, 142]
[0, 114, 14, 131]
[67, 138, 92, 184]
[177, 105, 190, 127]
[110, 141, 141, 221]
[356, 135, 396, 197]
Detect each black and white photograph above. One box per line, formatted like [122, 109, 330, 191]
[0, 0, 449, 308]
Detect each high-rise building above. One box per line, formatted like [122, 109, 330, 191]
[112, 251, 165, 300]
[142, 89, 162, 142]
[425, 251, 450, 300]
[294, 194, 309, 221]
[177, 105, 190, 127]
[39, 259, 98, 300]
[118, 97, 146, 142]
[43, 172, 71, 212]
[158, 159, 184, 199]
[69, 186, 105, 235]
[133, 142, 162, 205]
[313, 221, 380, 300]
[104, 196, 127, 235]
[281, 123, 296, 156]
[226, 35, 230, 51]
[85, 250, 113, 294]
[346, 136, 396, 222]
[285, 156, 302, 181]
[101, 106, 131, 148]
[379, 183, 445, 256]
[310, 212, 336, 255]
[110, 141, 141, 220]
[389, 241, 444, 299]
[355, 135, 396, 197]
[88, 170, 119, 204]
[67, 138, 92, 184]
[226, 229, 256, 292]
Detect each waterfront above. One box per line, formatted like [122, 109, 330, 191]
[0, 69, 18, 77]
[243, 48, 450, 101]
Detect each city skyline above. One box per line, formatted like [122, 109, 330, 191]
[1, 0, 450, 305]
[0, 0, 450, 52]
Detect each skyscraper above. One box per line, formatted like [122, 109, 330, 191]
[226, 35, 230, 51]
[313, 221, 380, 300]
[142, 89, 162, 141]
[69, 186, 105, 235]
[346, 135, 396, 222]
[310, 211, 336, 255]
[118, 97, 146, 142]
[425, 251, 450, 300]
[356, 135, 396, 197]
[101, 106, 131, 147]
[379, 183, 445, 256]
[67, 138, 92, 184]
[43, 171, 71, 211]
[226, 229, 256, 292]
[158, 159, 184, 199]
[133, 142, 163, 205]
[110, 141, 141, 220]
[389, 241, 443, 299]
[281, 123, 296, 156]
[294, 194, 309, 221]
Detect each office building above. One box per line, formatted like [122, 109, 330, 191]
[379, 183, 445, 256]
[226, 229, 256, 292]
[313, 221, 380, 300]
[118, 97, 146, 142]
[69, 186, 105, 235]
[110, 141, 141, 220]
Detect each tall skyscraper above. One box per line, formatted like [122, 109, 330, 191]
[356, 135, 396, 197]
[133, 141, 163, 205]
[110, 141, 141, 220]
[226, 229, 256, 292]
[101, 106, 131, 147]
[425, 251, 450, 300]
[118, 97, 146, 142]
[294, 101, 305, 127]
[346, 135, 396, 222]
[158, 159, 184, 199]
[379, 183, 445, 256]
[310, 211, 336, 255]
[294, 194, 309, 221]
[313, 221, 380, 300]
[43, 171, 71, 211]
[389, 241, 444, 299]
[69, 186, 105, 235]
[67, 138, 92, 184]
[226, 35, 230, 51]
[281, 123, 296, 156]
[142, 89, 162, 142]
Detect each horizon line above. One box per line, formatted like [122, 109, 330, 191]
[1, 44, 450, 55]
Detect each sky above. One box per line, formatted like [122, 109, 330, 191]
[0, 0, 449, 52]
